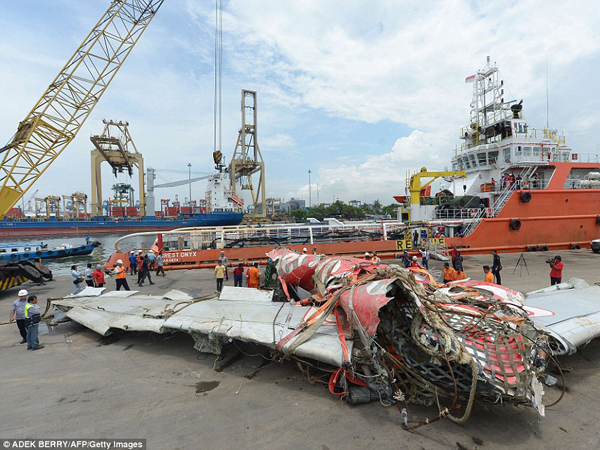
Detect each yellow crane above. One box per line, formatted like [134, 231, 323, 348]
[407, 167, 467, 205]
[0, 0, 165, 220]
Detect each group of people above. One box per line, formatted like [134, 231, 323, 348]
[112, 249, 165, 291]
[71, 263, 106, 294]
[10, 289, 44, 350]
[128, 249, 164, 287]
[214, 250, 260, 292]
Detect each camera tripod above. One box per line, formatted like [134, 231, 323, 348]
[513, 253, 530, 277]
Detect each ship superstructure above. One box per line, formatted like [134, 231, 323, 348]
[404, 57, 600, 250]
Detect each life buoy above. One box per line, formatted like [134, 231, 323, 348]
[519, 191, 532, 203]
[509, 219, 521, 230]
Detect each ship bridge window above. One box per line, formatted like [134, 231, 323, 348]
[523, 146, 532, 157]
[469, 154, 477, 167]
[503, 148, 511, 163]
[477, 152, 487, 166]
[533, 146, 541, 158]
[464, 157, 471, 169]
[489, 150, 499, 164]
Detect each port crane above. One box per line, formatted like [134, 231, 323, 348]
[0, 0, 165, 220]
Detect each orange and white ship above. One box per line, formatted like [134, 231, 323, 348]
[106, 58, 600, 269]
[405, 56, 600, 253]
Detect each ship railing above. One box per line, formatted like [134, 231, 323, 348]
[163, 222, 406, 249]
[434, 207, 488, 221]
[522, 128, 566, 144]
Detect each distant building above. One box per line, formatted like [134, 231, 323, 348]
[281, 197, 306, 213]
[349, 200, 362, 207]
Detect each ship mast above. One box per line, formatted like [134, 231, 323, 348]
[465, 56, 510, 149]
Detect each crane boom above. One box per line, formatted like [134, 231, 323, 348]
[154, 175, 212, 189]
[0, 0, 165, 220]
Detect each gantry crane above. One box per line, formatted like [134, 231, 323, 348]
[0, 0, 165, 220]
[90, 120, 145, 216]
[229, 90, 266, 219]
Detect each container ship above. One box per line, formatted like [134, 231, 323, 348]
[105, 58, 600, 269]
[0, 171, 244, 237]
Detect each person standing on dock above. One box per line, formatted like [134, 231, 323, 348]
[492, 250, 502, 285]
[483, 265, 494, 283]
[136, 251, 144, 285]
[71, 265, 84, 295]
[549, 255, 564, 285]
[24, 295, 43, 351]
[443, 263, 458, 284]
[247, 262, 260, 289]
[113, 260, 130, 291]
[156, 252, 165, 276]
[214, 260, 226, 293]
[452, 251, 463, 271]
[9, 289, 29, 344]
[128, 251, 137, 275]
[420, 248, 430, 270]
[233, 263, 244, 287]
[93, 265, 105, 287]
[147, 250, 156, 270]
[218, 251, 229, 281]
[138, 255, 155, 287]
[84, 263, 94, 287]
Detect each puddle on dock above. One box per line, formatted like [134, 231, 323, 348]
[195, 381, 220, 393]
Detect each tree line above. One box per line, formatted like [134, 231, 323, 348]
[288, 200, 398, 222]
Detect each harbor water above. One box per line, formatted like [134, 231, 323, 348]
[10, 234, 157, 276]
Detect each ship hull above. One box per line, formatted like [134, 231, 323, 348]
[447, 188, 600, 253]
[0, 212, 244, 237]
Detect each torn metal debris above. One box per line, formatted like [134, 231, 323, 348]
[48, 249, 579, 428]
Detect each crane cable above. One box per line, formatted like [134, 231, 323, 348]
[214, 0, 223, 156]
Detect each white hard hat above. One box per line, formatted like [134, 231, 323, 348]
[129, 251, 134, 254]
[220, 250, 225, 254]
[412, 256, 417, 260]
[138, 250, 143, 253]
[18, 289, 28, 297]
[364, 252, 369, 257]
[150, 250, 154, 253]
[116, 259, 123, 264]
[303, 248, 307, 252]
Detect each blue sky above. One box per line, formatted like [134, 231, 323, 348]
[1, 0, 600, 211]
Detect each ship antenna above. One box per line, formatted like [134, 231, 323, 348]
[545, 54, 549, 129]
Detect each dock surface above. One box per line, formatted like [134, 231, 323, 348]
[1, 250, 599, 449]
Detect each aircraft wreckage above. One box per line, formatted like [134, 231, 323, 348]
[48, 249, 600, 428]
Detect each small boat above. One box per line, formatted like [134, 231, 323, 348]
[0, 239, 101, 262]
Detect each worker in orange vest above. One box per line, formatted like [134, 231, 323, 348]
[455, 268, 467, 280]
[247, 262, 260, 289]
[443, 263, 458, 284]
[483, 265, 494, 283]
[113, 259, 131, 291]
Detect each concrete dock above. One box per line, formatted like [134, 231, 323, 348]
[1, 250, 599, 449]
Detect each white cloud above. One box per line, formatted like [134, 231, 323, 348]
[2, 0, 600, 208]
[261, 133, 296, 149]
[212, 0, 600, 201]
